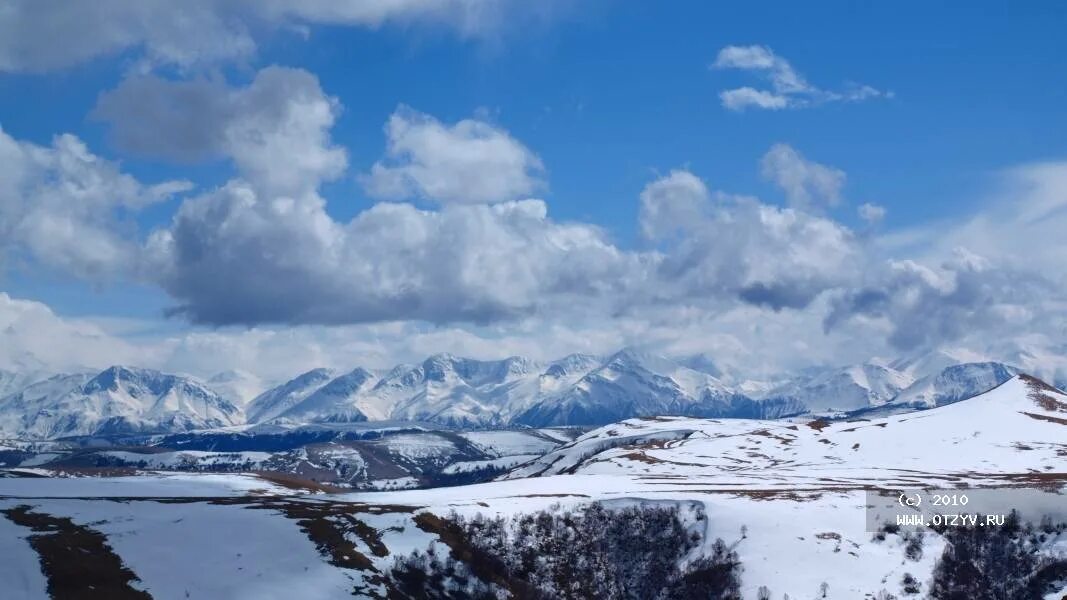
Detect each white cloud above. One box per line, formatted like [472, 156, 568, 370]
[858, 202, 887, 224]
[360, 106, 546, 205]
[0, 293, 148, 373]
[825, 249, 1054, 351]
[148, 186, 639, 326]
[713, 45, 809, 94]
[719, 87, 790, 111]
[640, 169, 862, 311]
[9, 80, 1067, 376]
[0, 0, 569, 73]
[94, 67, 347, 197]
[823, 163, 1067, 352]
[152, 156, 865, 327]
[760, 143, 846, 209]
[0, 126, 189, 279]
[923, 161, 1067, 280]
[0, 290, 881, 384]
[638, 169, 710, 239]
[712, 45, 891, 111]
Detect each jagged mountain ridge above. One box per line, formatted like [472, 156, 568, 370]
[0, 366, 241, 439]
[0, 349, 1033, 438]
[245, 348, 1022, 429]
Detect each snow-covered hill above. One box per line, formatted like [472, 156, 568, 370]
[348, 374, 1067, 598]
[0, 367, 240, 439]
[507, 374, 1065, 486]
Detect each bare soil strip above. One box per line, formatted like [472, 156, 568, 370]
[1, 504, 152, 600]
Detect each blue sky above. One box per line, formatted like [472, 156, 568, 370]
[1, 1, 1066, 379]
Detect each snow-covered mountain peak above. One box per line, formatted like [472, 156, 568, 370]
[0, 366, 240, 439]
[245, 368, 336, 423]
[83, 365, 208, 398]
[889, 347, 991, 379]
[887, 361, 1018, 409]
[0, 349, 1057, 437]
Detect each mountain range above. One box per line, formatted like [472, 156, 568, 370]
[0, 347, 1050, 439]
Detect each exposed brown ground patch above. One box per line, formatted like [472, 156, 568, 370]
[2, 504, 152, 600]
[617, 451, 708, 468]
[750, 429, 795, 444]
[252, 470, 350, 493]
[1021, 411, 1067, 426]
[806, 419, 831, 432]
[1021, 373, 1067, 412]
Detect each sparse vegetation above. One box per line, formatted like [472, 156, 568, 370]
[929, 510, 1067, 599]
[388, 503, 743, 599]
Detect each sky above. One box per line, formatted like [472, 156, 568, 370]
[1, 1, 1066, 382]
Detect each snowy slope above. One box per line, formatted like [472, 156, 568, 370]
[355, 374, 1067, 598]
[508, 374, 1065, 486]
[0, 369, 53, 399]
[2, 377, 1064, 599]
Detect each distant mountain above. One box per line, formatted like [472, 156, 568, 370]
[204, 370, 269, 409]
[270, 368, 375, 424]
[512, 349, 779, 427]
[756, 362, 914, 413]
[0, 348, 1051, 438]
[245, 368, 336, 423]
[0, 366, 240, 439]
[886, 361, 1018, 409]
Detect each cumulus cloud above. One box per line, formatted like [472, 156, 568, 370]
[638, 169, 710, 239]
[639, 169, 862, 311]
[360, 107, 546, 205]
[0, 127, 189, 279]
[147, 187, 639, 325]
[147, 158, 864, 326]
[0, 0, 568, 72]
[825, 249, 1053, 351]
[11, 71, 1067, 374]
[712, 45, 891, 111]
[760, 143, 846, 209]
[0, 293, 148, 372]
[93, 67, 346, 197]
[826, 160, 1067, 352]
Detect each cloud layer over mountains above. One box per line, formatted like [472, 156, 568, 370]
[1, 6, 1066, 383]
